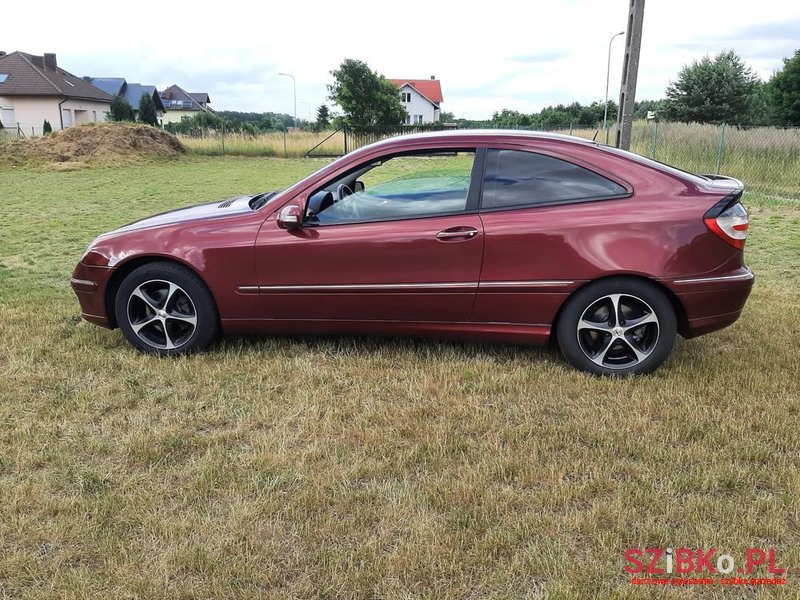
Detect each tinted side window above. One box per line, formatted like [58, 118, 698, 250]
[482, 149, 627, 209]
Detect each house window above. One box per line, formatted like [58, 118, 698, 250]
[400, 92, 411, 103]
[0, 107, 15, 128]
[413, 114, 424, 124]
[404, 114, 411, 125]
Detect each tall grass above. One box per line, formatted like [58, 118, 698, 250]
[571, 122, 800, 199]
[178, 129, 345, 158]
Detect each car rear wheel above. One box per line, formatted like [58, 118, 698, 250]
[115, 262, 218, 355]
[556, 278, 676, 376]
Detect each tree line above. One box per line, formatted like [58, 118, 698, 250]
[325, 51, 800, 131]
[456, 50, 800, 129]
[106, 48, 800, 134]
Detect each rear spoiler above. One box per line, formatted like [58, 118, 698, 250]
[699, 173, 743, 190]
[699, 175, 745, 219]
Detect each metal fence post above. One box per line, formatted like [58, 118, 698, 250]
[651, 120, 658, 160]
[569, 122, 574, 136]
[283, 130, 287, 158]
[221, 123, 225, 156]
[344, 127, 349, 155]
[715, 123, 726, 174]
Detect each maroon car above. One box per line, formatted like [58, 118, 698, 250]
[71, 131, 753, 375]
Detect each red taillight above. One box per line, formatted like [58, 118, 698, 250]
[704, 202, 749, 250]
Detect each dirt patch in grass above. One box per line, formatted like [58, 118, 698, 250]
[0, 123, 185, 168]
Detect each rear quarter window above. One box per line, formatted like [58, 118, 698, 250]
[482, 149, 628, 209]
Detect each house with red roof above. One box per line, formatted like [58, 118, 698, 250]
[388, 76, 443, 124]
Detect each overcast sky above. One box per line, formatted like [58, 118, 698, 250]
[5, 0, 799, 119]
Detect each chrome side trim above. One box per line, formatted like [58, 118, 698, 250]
[673, 270, 753, 284]
[257, 282, 477, 291]
[237, 280, 576, 293]
[480, 280, 575, 288]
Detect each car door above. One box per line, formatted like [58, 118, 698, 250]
[473, 145, 631, 325]
[252, 148, 485, 322]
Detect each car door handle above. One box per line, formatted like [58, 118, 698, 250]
[436, 227, 479, 240]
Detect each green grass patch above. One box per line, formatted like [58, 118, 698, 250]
[0, 157, 799, 598]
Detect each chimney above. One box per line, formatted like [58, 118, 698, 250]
[43, 53, 57, 70]
[430, 75, 435, 80]
[0, 51, 6, 57]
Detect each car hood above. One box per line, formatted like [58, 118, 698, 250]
[108, 194, 257, 235]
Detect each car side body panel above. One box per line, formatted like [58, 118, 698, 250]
[71, 130, 753, 347]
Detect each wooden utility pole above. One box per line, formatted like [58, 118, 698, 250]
[614, 0, 645, 150]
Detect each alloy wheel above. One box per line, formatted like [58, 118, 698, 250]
[126, 279, 197, 350]
[576, 293, 660, 370]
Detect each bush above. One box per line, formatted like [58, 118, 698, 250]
[138, 93, 159, 127]
[110, 96, 136, 122]
[43, 119, 52, 135]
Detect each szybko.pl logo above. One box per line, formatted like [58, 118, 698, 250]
[625, 547, 786, 586]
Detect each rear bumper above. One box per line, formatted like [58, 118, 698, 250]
[71, 263, 114, 328]
[664, 267, 754, 338]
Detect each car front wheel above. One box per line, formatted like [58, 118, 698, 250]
[556, 278, 677, 376]
[115, 262, 218, 355]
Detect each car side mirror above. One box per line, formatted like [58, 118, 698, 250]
[353, 180, 365, 193]
[277, 204, 303, 229]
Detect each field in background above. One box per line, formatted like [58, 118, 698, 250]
[178, 122, 800, 199]
[177, 129, 345, 159]
[1, 156, 798, 598]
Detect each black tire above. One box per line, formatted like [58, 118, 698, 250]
[114, 261, 219, 356]
[556, 277, 676, 376]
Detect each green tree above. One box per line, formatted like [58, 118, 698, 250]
[138, 92, 158, 126]
[662, 51, 761, 125]
[490, 109, 528, 128]
[163, 110, 227, 134]
[109, 95, 136, 122]
[42, 119, 52, 135]
[315, 104, 330, 130]
[767, 49, 800, 125]
[632, 99, 663, 120]
[439, 110, 456, 123]
[328, 59, 406, 131]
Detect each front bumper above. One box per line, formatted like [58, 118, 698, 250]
[71, 262, 114, 328]
[666, 267, 755, 338]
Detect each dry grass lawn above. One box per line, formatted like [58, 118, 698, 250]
[0, 156, 798, 599]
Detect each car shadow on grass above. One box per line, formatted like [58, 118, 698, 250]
[215, 332, 565, 368]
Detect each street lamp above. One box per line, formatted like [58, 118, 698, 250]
[603, 31, 625, 145]
[278, 72, 297, 129]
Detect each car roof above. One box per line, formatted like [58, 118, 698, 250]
[364, 128, 604, 150]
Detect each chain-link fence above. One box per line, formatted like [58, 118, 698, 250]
[140, 120, 800, 200]
[566, 121, 800, 199]
[175, 125, 456, 159]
